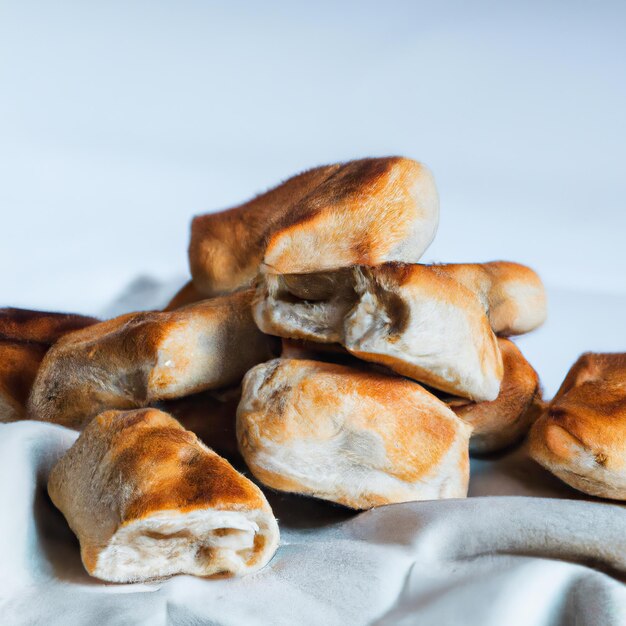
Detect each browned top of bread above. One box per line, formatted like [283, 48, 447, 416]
[29, 290, 275, 429]
[541, 353, 626, 457]
[48, 408, 273, 574]
[189, 157, 438, 296]
[0, 307, 98, 344]
[0, 340, 48, 421]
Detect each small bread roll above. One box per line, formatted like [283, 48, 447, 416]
[0, 307, 98, 343]
[237, 359, 472, 509]
[529, 352, 626, 500]
[29, 290, 275, 429]
[48, 408, 279, 582]
[253, 264, 503, 401]
[447, 338, 544, 453]
[432, 262, 546, 336]
[0, 308, 98, 422]
[189, 157, 439, 296]
[0, 340, 47, 422]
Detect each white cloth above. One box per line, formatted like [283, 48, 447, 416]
[0, 284, 624, 625]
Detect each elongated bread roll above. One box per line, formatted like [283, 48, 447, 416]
[48, 408, 279, 582]
[29, 290, 275, 429]
[431, 262, 546, 335]
[189, 157, 439, 296]
[0, 308, 98, 422]
[0, 340, 47, 422]
[0, 307, 98, 343]
[447, 338, 544, 453]
[237, 359, 472, 509]
[253, 264, 503, 401]
[529, 352, 626, 500]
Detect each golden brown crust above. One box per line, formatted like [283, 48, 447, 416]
[253, 263, 503, 401]
[447, 338, 544, 453]
[237, 359, 472, 509]
[0, 340, 47, 421]
[189, 157, 438, 296]
[48, 408, 278, 580]
[432, 261, 546, 335]
[163, 281, 206, 311]
[0, 309, 98, 421]
[0, 307, 98, 344]
[529, 352, 626, 500]
[29, 290, 275, 429]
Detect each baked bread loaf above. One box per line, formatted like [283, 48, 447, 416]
[432, 262, 546, 335]
[29, 290, 275, 429]
[253, 264, 503, 401]
[237, 359, 472, 509]
[48, 408, 279, 581]
[189, 157, 439, 296]
[446, 338, 543, 453]
[529, 352, 626, 500]
[0, 308, 98, 421]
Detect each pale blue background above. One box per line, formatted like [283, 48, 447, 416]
[1, 1, 625, 393]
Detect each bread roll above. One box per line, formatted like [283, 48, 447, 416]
[48, 408, 279, 582]
[189, 157, 439, 296]
[0, 340, 47, 422]
[29, 290, 276, 429]
[447, 338, 543, 453]
[253, 264, 503, 401]
[431, 262, 546, 335]
[164, 280, 205, 311]
[237, 359, 472, 509]
[0, 308, 98, 421]
[529, 352, 626, 500]
[0, 307, 98, 343]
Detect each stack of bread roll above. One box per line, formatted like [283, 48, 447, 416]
[4, 156, 622, 585]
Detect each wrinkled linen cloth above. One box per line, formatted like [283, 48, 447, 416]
[0, 282, 624, 626]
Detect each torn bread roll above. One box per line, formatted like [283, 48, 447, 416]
[48, 408, 279, 582]
[431, 262, 546, 336]
[29, 290, 276, 429]
[189, 157, 439, 296]
[253, 264, 503, 401]
[0, 308, 98, 422]
[446, 338, 544, 453]
[529, 352, 626, 500]
[237, 359, 472, 509]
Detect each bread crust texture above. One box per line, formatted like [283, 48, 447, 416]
[47, 408, 279, 582]
[253, 264, 505, 401]
[237, 358, 472, 509]
[29, 290, 275, 429]
[529, 352, 626, 500]
[189, 157, 439, 296]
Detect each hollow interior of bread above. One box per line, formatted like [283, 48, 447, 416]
[93, 508, 275, 582]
